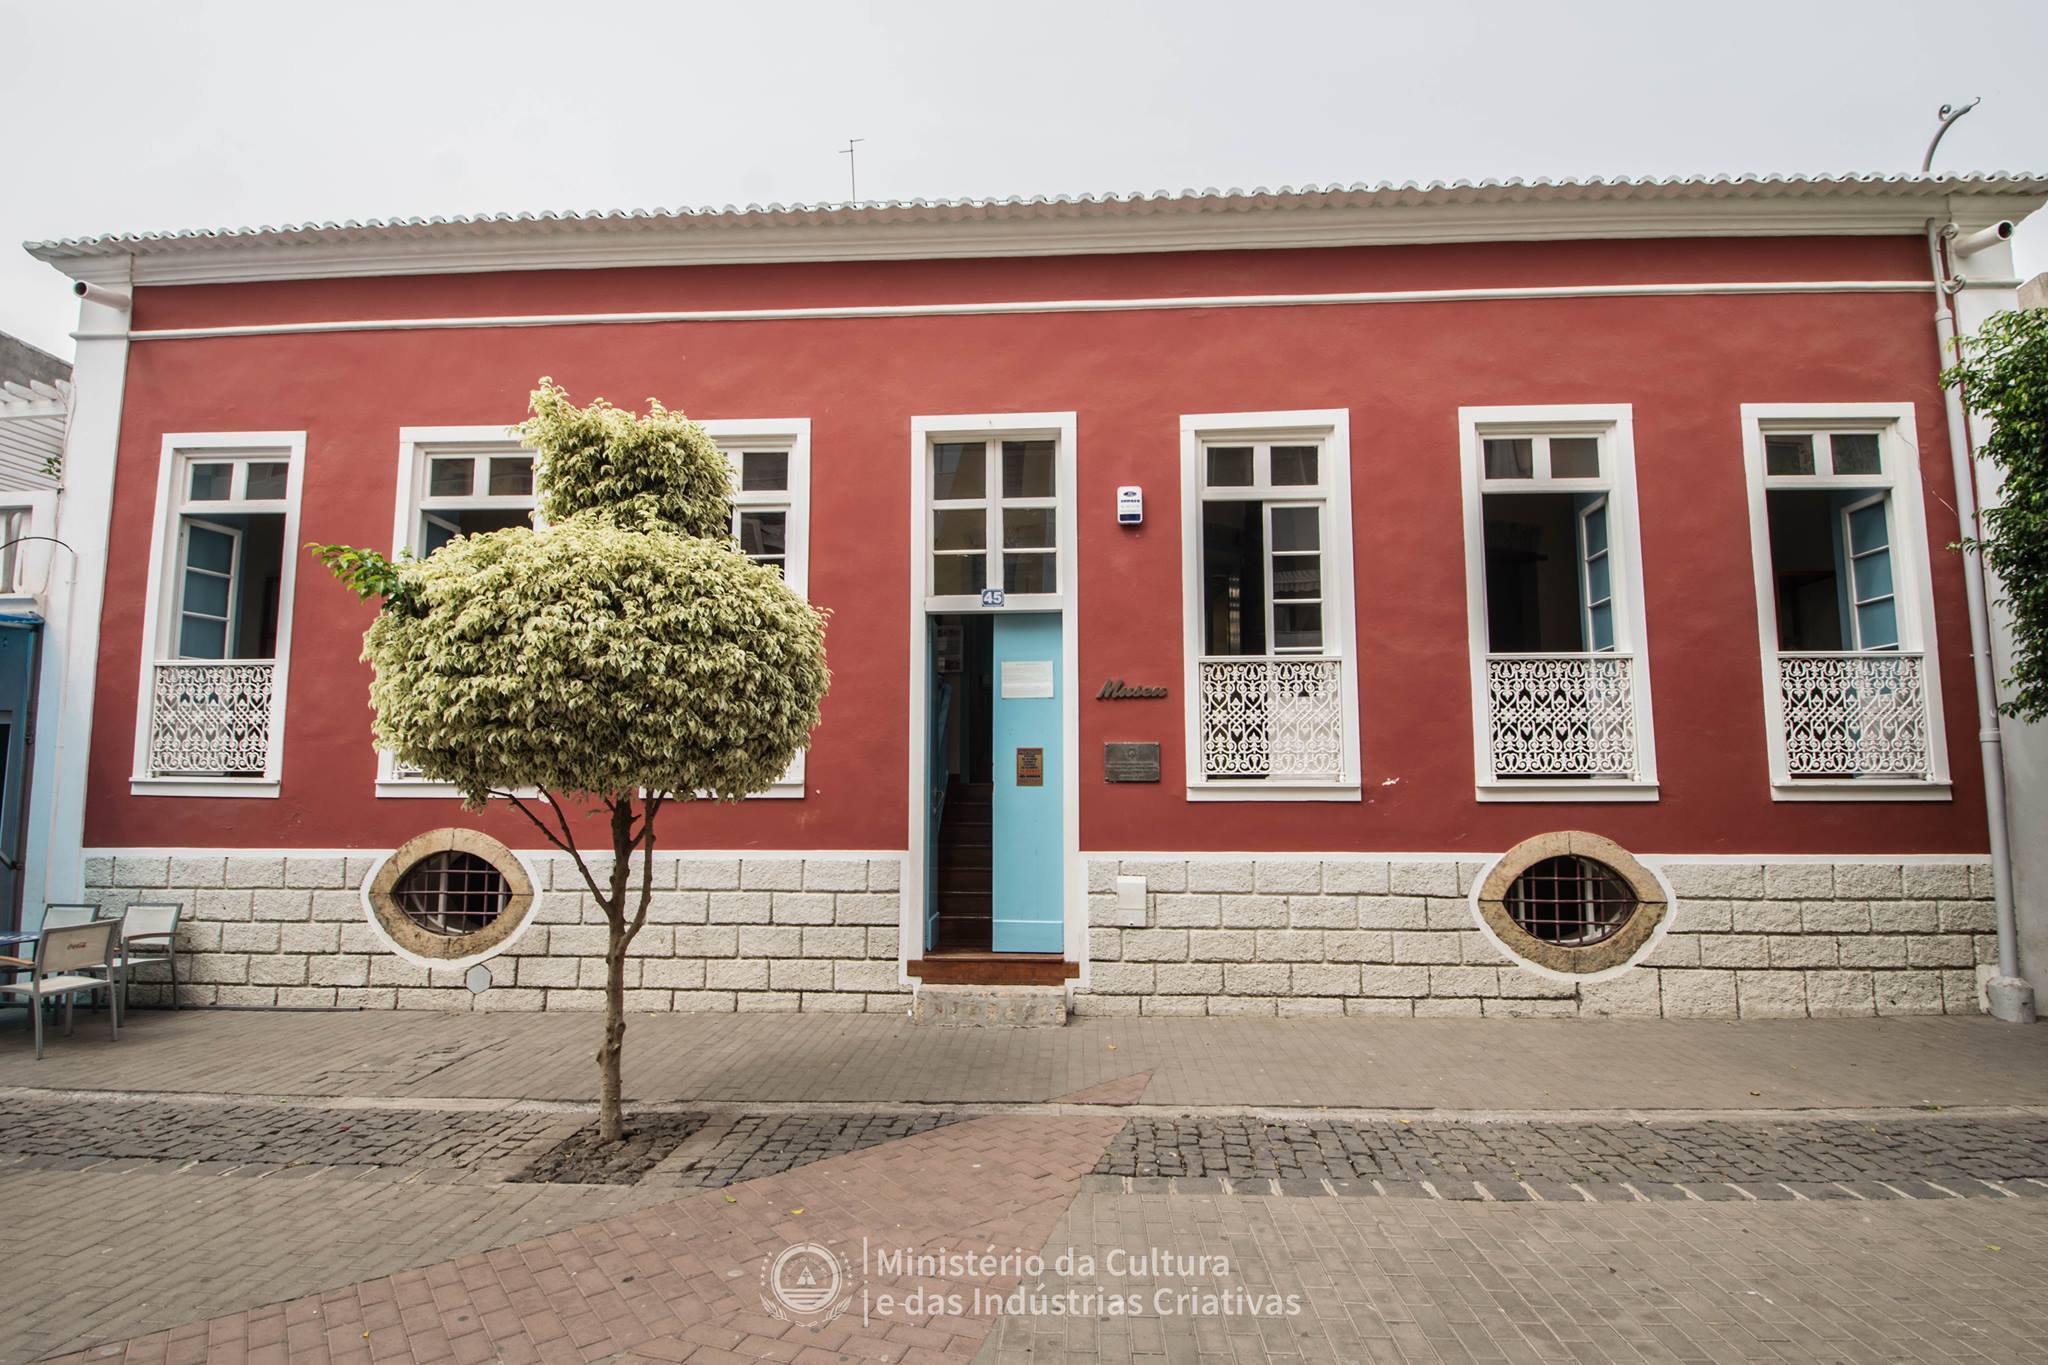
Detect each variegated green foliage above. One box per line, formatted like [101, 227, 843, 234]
[364, 519, 828, 806]
[520, 376, 734, 538]
[1945, 308, 2048, 722]
[315, 380, 830, 1141]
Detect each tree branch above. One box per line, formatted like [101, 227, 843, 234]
[628, 792, 664, 941]
[499, 789, 604, 902]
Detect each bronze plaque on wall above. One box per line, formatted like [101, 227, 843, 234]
[1015, 747, 1044, 787]
[1104, 742, 1161, 783]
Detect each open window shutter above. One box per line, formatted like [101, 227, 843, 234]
[1577, 497, 1615, 652]
[1842, 496, 1899, 650]
[176, 521, 240, 660]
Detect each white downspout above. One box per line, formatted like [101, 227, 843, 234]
[1925, 218, 2034, 1024]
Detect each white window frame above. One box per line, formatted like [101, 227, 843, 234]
[699, 418, 812, 797]
[1739, 403, 1950, 800]
[132, 432, 307, 797]
[0, 491, 58, 603]
[1179, 409, 1361, 801]
[1458, 405, 1659, 801]
[379, 421, 813, 798]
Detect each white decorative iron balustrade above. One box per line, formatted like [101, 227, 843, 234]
[1777, 651, 1931, 778]
[1485, 653, 1640, 780]
[1198, 656, 1345, 781]
[147, 660, 275, 778]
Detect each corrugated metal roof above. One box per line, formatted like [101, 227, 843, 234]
[25, 172, 2048, 260]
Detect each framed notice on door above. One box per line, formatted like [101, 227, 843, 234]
[1015, 747, 1044, 787]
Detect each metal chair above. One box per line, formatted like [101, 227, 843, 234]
[0, 917, 122, 1058]
[113, 902, 183, 1011]
[40, 904, 105, 929]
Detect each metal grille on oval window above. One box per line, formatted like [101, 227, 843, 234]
[1476, 832, 1666, 975]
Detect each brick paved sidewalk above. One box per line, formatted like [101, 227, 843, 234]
[47, 1085, 1141, 1365]
[3, 1008, 2045, 1111]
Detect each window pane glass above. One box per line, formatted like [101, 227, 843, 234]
[183, 571, 229, 618]
[932, 443, 985, 501]
[1830, 433, 1882, 476]
[1766, 435, 1815, 476]
[1001, 507, 1056, 549]
[740, 450, 789, 492]
[933, 508, 987, 551]
[178, 615, 228, 659]
[1206, 446, 1253, 488]
[185, 526, 235, 575]
[932, 554, 985, 596]
[1273, 603, 1323, 651]
[188, 463, 233, 501]
[1003, 552, 1057, 594]
[1002, 441, 1055, 498]
[1483, 438, 1533, 479]
[1581, 504, 1609, 556]
[739, 510, 786, 559]
[1270, 554, 1321, 599]
[1270, 445, 1319, 486]
[428, 457, 474, 497]
[1846, 500, 1889, 556]
[1856, 597, 1899, 650]
[1588, 601, 1615, 652]
[1853, 547, 1893, 602]
[1585, 553, 1611, 603]
[1550, 437, 1600, 479]
[423, 519, 456, 556]
[1269, 506, 1319, 553]
[245, 462, 289, 499]
[488, 455, 535, 496]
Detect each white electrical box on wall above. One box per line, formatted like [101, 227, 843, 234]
[1116, 485, 1143, 525]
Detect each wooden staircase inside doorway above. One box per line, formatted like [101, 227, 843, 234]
[932, 781, 992, 951]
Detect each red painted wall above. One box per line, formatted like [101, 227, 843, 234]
[87, 235, 1988, 855]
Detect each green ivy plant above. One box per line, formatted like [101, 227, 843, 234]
[1944, 308, 2048, 722]
[313, 379, 830, 1143]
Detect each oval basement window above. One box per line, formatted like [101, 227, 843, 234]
[1475, 831, 1668, 975]
[364, 828, 538, 966]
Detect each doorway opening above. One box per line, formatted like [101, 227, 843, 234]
[927, 614, 994, 951]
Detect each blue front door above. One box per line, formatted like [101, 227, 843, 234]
[990, 614, 1063, 952]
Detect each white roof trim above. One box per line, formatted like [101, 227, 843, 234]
[25, 173, 2048, 287]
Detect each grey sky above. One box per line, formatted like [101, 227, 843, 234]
[5, 0, 2045, 360]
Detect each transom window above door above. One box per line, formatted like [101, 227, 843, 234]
[927, 437, 1061, 604]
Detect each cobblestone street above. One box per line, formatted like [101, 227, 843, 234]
[2, 1012, 2045, 1362]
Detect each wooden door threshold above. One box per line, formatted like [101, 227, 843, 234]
[907, 951, 1080, 986]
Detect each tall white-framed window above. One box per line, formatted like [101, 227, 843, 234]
[1180, 410, 1360, 800]
[1740, 404, 1949, 799]
[376, 427, 537, 795]
[699, 419, 811, 796]
[1459, 406, 1658, 800]
[132, 433, 307, 796]
[378, 421, 813, 797]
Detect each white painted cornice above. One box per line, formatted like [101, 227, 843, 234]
[24, 173, 2048, 288]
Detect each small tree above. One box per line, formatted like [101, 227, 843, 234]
[1944, 308, 2048, 722]
[318, 380, 829, 1141]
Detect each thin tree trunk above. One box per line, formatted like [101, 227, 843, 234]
[597, 800, 635, 1143]
[593, 793, 664, 1145]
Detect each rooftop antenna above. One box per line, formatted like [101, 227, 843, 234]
[839, 137, 866, 204]
[1921, 98, 1980, 174]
